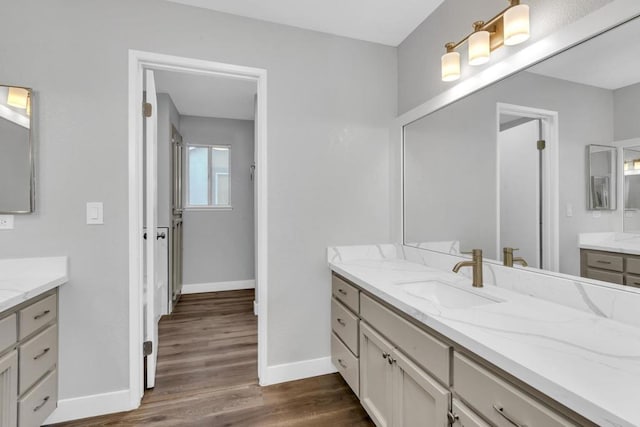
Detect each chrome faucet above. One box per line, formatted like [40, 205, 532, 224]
[452, 249, 483, 288]
[503, 247, 528, 268]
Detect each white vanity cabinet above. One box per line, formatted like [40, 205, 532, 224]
[0, 290, 58, 427]
[330, 273, 594, 427]
[360, 322, 450, 427]
[359, 322, 393, 426]
[0, 350, 18, 427]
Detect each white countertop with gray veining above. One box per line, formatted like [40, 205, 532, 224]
[579, 232, 640, 255]
[328, 248, 640, 427]
[0, 257, 68, 312]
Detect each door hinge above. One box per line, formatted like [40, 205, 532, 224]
[143, 102, 153, 118]
[143, 340, 153, 356]
[537, 140, 546, 150]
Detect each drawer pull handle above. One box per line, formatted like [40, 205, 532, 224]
[34, 396, 50, 412]
[34, 310, 51, 320]
[596, 260, 612, 265]
[493, 405, 526, 427]
[337, 288, 347, 296]
[382, 352, 388, 359]
[337, 358, 347, 369]
[388, 356, 396, 365]
[34, 347, 51, 360]
[336, 318, 346, 326]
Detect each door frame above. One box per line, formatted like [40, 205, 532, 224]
[127, 50, 268, 407]
[496, 103, 560, 272]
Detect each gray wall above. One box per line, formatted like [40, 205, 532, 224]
[614, 82, 640, 141]
[403, 71, 615, 275]
[397, 0, 613, 114]
[0, 0, 396, 401]
[180, 116, 255, 284]
[157, 93, 180, 228]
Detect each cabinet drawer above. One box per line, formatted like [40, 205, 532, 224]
[585, 252, 623, 272]
[19, 294, 56, 340]
[0, 314, 16, 354]
[332, 275, 359, 314]
[331, 298, 359, 356]
[331, 332, 359, 397]
[19, 324, 57, 395]
[19, 369, 57, 427]
[585, 268, 623, 285]
[360, 294, 450, 385]
[453, 353, 575, 427]
[624, 274, 640, 288]
[626, 258, 640, 275]
[451, 399, 491, 427]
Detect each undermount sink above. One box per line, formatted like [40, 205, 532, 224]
[397, 280, 503, 309]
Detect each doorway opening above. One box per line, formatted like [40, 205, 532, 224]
[128, 50, 268, 407]
[496, 103, 560, 272]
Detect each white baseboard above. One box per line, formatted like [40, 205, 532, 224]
[260, 356, 337, 386]
[181, 279, 255, 294]
[45, 388, 135, 424]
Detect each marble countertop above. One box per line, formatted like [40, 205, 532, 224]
[329, 253, 640, 427]
[578, 232, 640, 255]
[0, 257, 68, 312]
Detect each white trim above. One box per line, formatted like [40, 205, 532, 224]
[128, 50, 269, 410]
[261, 357, 336, 386]
[393, 0, 640, 243]
[182, 279, 255, 294]
[44, 389, 133, 424]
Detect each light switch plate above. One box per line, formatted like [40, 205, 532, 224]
[86, 202, 104, 225]
[0, 215, 14, 230]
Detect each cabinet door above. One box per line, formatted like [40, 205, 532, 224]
[0, 350, 17, 427]
[360, 322, 394, 427]
[450, 399, 491, 427]
[392, 348, 450, 427]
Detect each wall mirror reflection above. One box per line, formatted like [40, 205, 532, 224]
[623, 145, 640, 232]
[587, 145, 617, 210]
[0, 85, 34, 213]
[403, 16, 640, 279]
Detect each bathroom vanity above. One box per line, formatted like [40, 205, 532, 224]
[579, 232, 640, 287]
[0, 257, 67, 427]
[328, 245, 640, 427]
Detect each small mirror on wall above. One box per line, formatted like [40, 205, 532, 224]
[0, 85, 34, 213]
[587, 144, 616, 210]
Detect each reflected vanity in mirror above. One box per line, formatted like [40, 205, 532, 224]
[403, 15, 640, 282]
[587, 145, 617, 210]
[0, 85, 34, 213]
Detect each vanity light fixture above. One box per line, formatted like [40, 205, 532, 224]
[7, 87, 29, 109]
[441, 0, 530, 82]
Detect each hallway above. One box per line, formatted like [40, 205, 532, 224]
[52, 290, 372, 426]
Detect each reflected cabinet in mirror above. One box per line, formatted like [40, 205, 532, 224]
[403, 16, 640, 278]
[586, 145, 616, 210]
[0, 85, 34, 213]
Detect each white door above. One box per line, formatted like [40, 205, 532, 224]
[144, 69, 160, 388]
[499, 119, 540, 268]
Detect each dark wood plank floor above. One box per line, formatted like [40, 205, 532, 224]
[51, 290, 372, 426]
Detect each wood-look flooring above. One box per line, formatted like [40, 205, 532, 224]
[51, 290, 373, 426]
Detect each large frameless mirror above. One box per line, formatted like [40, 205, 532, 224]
[0, 85, 34, 213]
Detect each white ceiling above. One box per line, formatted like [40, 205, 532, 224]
[528, 18, 640, 90]
[154, 71, 257, 120]
[164, 0, 445, 46]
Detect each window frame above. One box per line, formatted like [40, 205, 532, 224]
[184, 143, 232, 211]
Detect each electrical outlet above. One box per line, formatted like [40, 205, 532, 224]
[0, 215, 14, 230]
